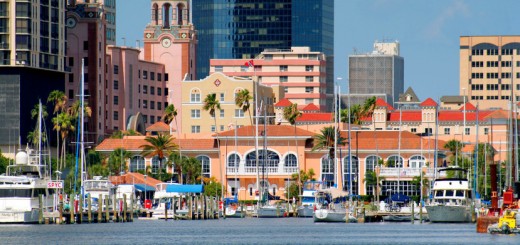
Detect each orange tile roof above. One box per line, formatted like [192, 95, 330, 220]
[218, 125, 315, 137]
[96, 137, 216, 151]
[274, 98, 292, 107]
[301, 103, 320, 111]
[388, 111, 422, 122]
[483, 109, 510, 120]
[420, 98, 438, 107]
[375, 98, 394, 110]
[296, 113, 332, 122]
[438, 110, 493, 121]
[339, 131, 447, 151]
[459, 102, 477, 111]
[109, 172, 163, 186]
[146, 121, 170, 132]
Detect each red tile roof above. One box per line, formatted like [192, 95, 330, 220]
[109, 172, 163, 186]
[95, 137, 216, 151]
[375, 98, 394, 110]
[301, 103, 320, 111]
[274, 98, 292, 107]
[339, 131, 447, 151]
[438, 110, 493, 121]
[484, 110, 510, 120]
[420, 98, 438, 107]
[146, 121, 170, 132]
[459, 102, 476, 111]
[296, 113, 332, 122]
[218, 125, 315, 137]
[388, 111, 422, 121]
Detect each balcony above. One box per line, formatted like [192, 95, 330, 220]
[379, 167, 446, 178]
[226, 160, 299, 176]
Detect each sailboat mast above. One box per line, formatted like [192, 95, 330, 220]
[80, 57, 85, 195]
[38, 100, 42, 163]
[397, 106, 402, 197]
[254, 75, 260, 211]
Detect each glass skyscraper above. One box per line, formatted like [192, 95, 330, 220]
[192, 0, 334, 82]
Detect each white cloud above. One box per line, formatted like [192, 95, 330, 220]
[423, 0, 470, 39]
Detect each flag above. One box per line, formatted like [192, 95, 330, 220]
[244, 59, 254, 67]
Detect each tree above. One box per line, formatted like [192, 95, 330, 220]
[140, 134, 178, 181]
[311, 126, 346, 151]
[364, 170, 385, 203]
[163, 104, 183, 178]
[202, 93, 223, 197]
[107, 148, 132, 175]
[202, 176, 224, 197]
[52, 112, 75, 170]
[361, 96, 377, 118]
[68, 100, 92, 119]
[48, 90, 68, 172]
[235, 89, 253, 126]
[341, 104, 362, 124]
[183, 157, 202, 184]
[444, 139, 464, 166]
[168, 152, 186, 184]
[0, 149, 11, 174]
[283, 103, 303, 196]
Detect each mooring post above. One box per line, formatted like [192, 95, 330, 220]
[38, 194, 43, 224]
[411, 202, 415, 224]
[104, 195, 109, 223]
[78, 195, 83, 224]
[123, 194, 127, 222]
[98, 194, 102, 223]
[70, 195, 75, 224]
[88, 195, 92, 223]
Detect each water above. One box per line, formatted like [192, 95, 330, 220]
[0, 218, 519, 245]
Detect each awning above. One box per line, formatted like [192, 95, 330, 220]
[166, 184, 204, 194]
[134, 184, 156, 192]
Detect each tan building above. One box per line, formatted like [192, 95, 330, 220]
[180, 72, 283, 138]
[460, 35, 520, 110]
[210, 47, 327, 111]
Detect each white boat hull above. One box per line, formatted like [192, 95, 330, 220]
[313, 209, 346, 222]
[425, 205, 472, 223]
[257, 206, 285, 218]
[297, 205, 314, 217]
[0, 210, 39, 223]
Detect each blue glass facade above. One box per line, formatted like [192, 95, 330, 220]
[192, 0, 334, 82]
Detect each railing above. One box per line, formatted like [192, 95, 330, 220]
[379, 167, 447, 178]
[227, 160, 299, 175]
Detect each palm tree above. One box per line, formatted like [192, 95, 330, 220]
[283, 103, 302, 195]
[163, 104, 183, 179]
[48, 90, 68, 170]
[168, 152, 186, 184]
[341, 104, 362, 124]
[361, 96, 377, 118]
[444, 139, 464, 166]
[183, 157, 202, 184]
[52, 112, 75, 170]
[202, 93, 223, 198]
[107, 148, 132, 175]
[311, 126, 346, 151]
[364, 170, 385, 203]
[235, 89, 253, 126]
[31, 103, 48, 120]
[68, 100, 92, 119]
[140, 134, 178, 181]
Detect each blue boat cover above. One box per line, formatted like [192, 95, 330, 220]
[134, 184, 156, 192]
[388, 193, 411, 203]
[166, 184, 204, 193]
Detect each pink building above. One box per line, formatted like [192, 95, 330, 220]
[142, 0, 198, 134]
[210, 47, 328, 111]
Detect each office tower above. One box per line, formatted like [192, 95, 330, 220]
[0, 0, 67, 145]
[142, 0, 197, 134]
[460, 35, 520, 110]
[192, 0, 334, 108]
[348, 41, 404, 106]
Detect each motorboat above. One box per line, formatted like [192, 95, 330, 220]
[83, 176, 117, 211]
[425, 167, 473, 223]
[297, 181, 322, 217]
[257, 204, 286, 218]
[313, 190, 355, 223]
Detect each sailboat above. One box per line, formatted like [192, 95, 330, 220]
[224, 121, 244, 218]
[0, 101, 55, 223]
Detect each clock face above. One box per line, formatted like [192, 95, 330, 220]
[66, 17, 77, 28]
[161, 38, 171, 48]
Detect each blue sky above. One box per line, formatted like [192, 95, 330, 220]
[117, 0, 520, 101]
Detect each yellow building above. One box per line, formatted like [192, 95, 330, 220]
[180, 72, 283, 138]
[460, 35, 520, 110]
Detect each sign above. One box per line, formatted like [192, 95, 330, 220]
[47, 181, 63, 189]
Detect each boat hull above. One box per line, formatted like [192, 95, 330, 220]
[297, 205, 314, 217]
[0, 210, 39, 224]
[425, 205, 472, 223]
[313, 209, 346, 222]
[257, 206, 286, 218]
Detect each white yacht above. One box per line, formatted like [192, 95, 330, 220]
[426, 168, 473, 223]
[297, 181, 322, 217]
[83, 176, 117, 211]
[0, 149, 54, 223]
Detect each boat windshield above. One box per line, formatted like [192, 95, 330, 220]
[84, 181, 111, 190]
[0, 189, 32, 198]
[302, 197, 314, 203]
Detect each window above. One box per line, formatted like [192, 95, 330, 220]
[215, 66, 223, 72]
[220, 125, 224, 131]
[471, 61, 483, 67]
[502, 73, 511, 79]
[484, 128, 489, 135]
[471, 73, 483, 79]
[158, 73, 162, 81]
[305, 99, 313, 104]
[114, 65, 119, 74]
[83, 58, 89, 67]
[143, 100, 148, 109]
[190, 89, 200, 102]
[220, 110, 224, 118]
[465, 128, 470, 135]
[235, 109, 244, 118]
[305, 65, 313, 72]
[501, 84, 510, 90]
[68, 89, 74, 99]
[502, 49, 513, 55]
[444, 128, 450, 135]
[501, 61, 512, 67]
[211, 125, 216, 132]
[143, 71, 148, 79]
[113, 96, 118, 105]
[486, 84, 499, 90]
[150, 72, 155, 80]
[487, 49, 498, 55]
[83, 41, 88, 50]
[517, 73, 520, 79]
[197, 156, 211, 178]
[150, 116, 155, 124]
[305, 87, 313, 93]
[164, 73, 169, 81]
[220, 93, 225, 102]
[471, 84, 483, 90]
[487, 61, 499, 67]
[411, 128, 417, 133]
[143, 85, 148, 94]
[472, 49, 483, 55]
[157, 88, 161, 96]
[150, 86, 155, 95]
[284, 87, 288, 93]
[130, 156, 145, 172]
[279, 65, 288, 72]
[191, 109, 200, 118]
[191, 125, 200, 133]
[68, 74, 74, 83]
[113, 111, 118, 120]
[113, 80, 118, 90]
[157, 102, 162, 110]
[150, 101, 155, 110]
[424, 128, 433, 136]
[305, 76, 314, 82]
[280, 76, 288, 82]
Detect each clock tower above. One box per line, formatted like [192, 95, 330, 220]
[143, 0, 197, 134]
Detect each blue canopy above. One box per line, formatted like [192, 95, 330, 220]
[134, 184, 156, 192]
[387, 193, 411, 203]
[166, 184, 204, 194]
[224, 196, 238, 205]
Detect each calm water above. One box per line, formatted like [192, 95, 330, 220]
[0, 218, 519, 245]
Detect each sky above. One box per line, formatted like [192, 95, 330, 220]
[117, 0, 520, 101]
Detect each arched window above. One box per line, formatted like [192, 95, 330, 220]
[321, 155, 335, 188]
[284, 154, 297, 173]
[176, 3, 184, 25]
[245, 149, 280, 173]
[387, 155, 403, 168]
[190, 88, 200, 102]
[227, 153, 240, 173]
[130, 156, 145, 172]
[343, 156, 359, 195]
[409, 155, 425, 168]
[365, 155, 381, 172]
[153, 3, 159, 25]
[343, 156, 358, 173]
[151, 156, 160, 174]
[162, 3, 171, 28]
[196, 155, 210, 178]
